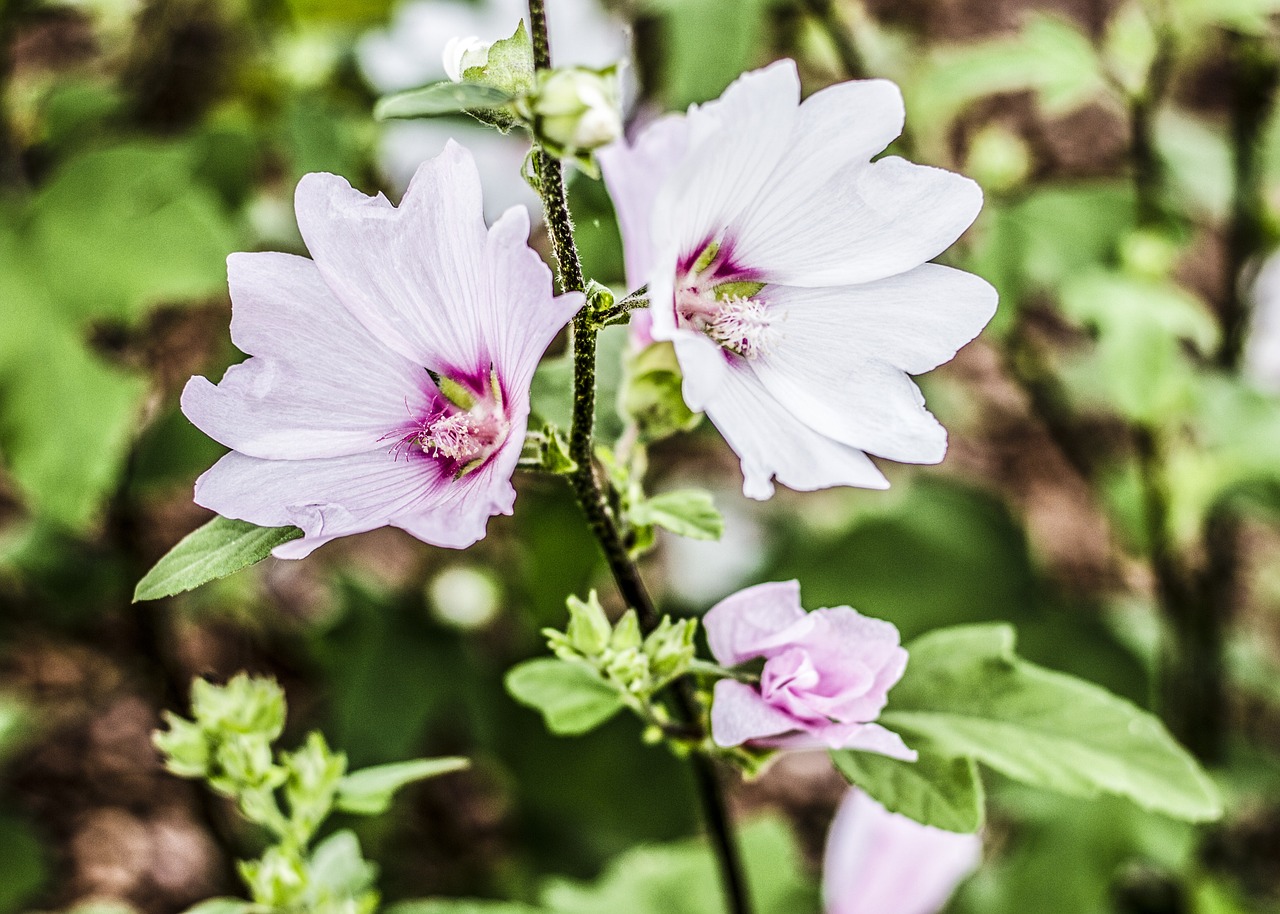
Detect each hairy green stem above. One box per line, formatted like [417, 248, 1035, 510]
[526, 3, 752, 911]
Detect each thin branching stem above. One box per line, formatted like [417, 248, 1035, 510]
[525, 3, 753, 911]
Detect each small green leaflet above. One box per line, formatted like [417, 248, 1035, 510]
[462, 20, 536, 96]
[630, 490, 723, 541]
[505, 658, 625, 735]
[830, 733, 984, 834]
[133, 516, 303, 602]
[335, 757, 470, 816]
[882, 624, 1222, 822]
[375, 82, 514, 121]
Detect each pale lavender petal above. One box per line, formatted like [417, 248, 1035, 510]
[703, 360, 889, 499]
[703, 580, 806, 666]
[823, 791, 981, 914]
[480, 205, 584, 390]
[294, 141, 491, 370]
[194, 449, 451, 556]
[181, 252, 431, 460]
[710, 679, 804, 747]
[765, 265, 998, 375]
[793, 609, 908, 722]
[651, 60, 800, 269]
[754, 268, 996, 463]
[598, 114, 689, 288]
[393, 418, 526, 549]
[732, 155, 984, 288]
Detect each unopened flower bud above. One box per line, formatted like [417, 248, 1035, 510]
[565, 591, 613, 657]
[603, 646, 651, 694]
[443, 35, 491, 82]
[609, 609, 642, 651]
[530, 67, 622, 156]
[644, 617, 697, 683]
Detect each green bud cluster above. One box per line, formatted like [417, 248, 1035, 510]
[153, 675, 375, 914]
[546, 592, 698, 698]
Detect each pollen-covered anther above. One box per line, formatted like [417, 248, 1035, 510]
[706, 296, 777, 359]
[418, 411, 506, 465]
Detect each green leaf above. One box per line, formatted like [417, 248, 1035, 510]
[375, 82, 515, 120]
[882, 624, 1222, 822]
[505, 658, 625, 736]
[335, 757, 470, 816]
[630, 490, 723, 541]
[463, 20, 536, 97]
[27, 142, 238, 324]
[133, 516, 303, 602]
[308, 830, 378, 895]
[831, 735, 984, 834]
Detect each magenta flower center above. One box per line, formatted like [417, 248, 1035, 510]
[417, 408, 508, 466]
[389, 367, 511, 478]
[675, 241, 775, 360]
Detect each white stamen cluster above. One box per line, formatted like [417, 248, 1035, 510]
[419, 413, 490, 462]
[706, 296, 776, 360]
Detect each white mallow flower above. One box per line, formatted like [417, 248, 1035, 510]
[442, 35, 491, 82]
[599, 61, 998, 498]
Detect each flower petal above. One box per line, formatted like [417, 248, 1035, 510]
[394, 418, 525, 549]
[703, 580, 806, 666]
[181, 252, 431, 460]
[294, 140, 492, 371]
[753, 265, 996, 465]
[651, 60, 800, 266]
[769, 264, 997, 373]
[823, 791, 981, 914]
[732, 155, 984, 288]
[710, 679, 805, 747]
[193, 449, 452, 556]
[750, 720, 915, 758]
[598, 114, 690, 288]
[794, 608, 908, 723]
[701, 360, 889, 499]
[481, 205, 584, 390]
